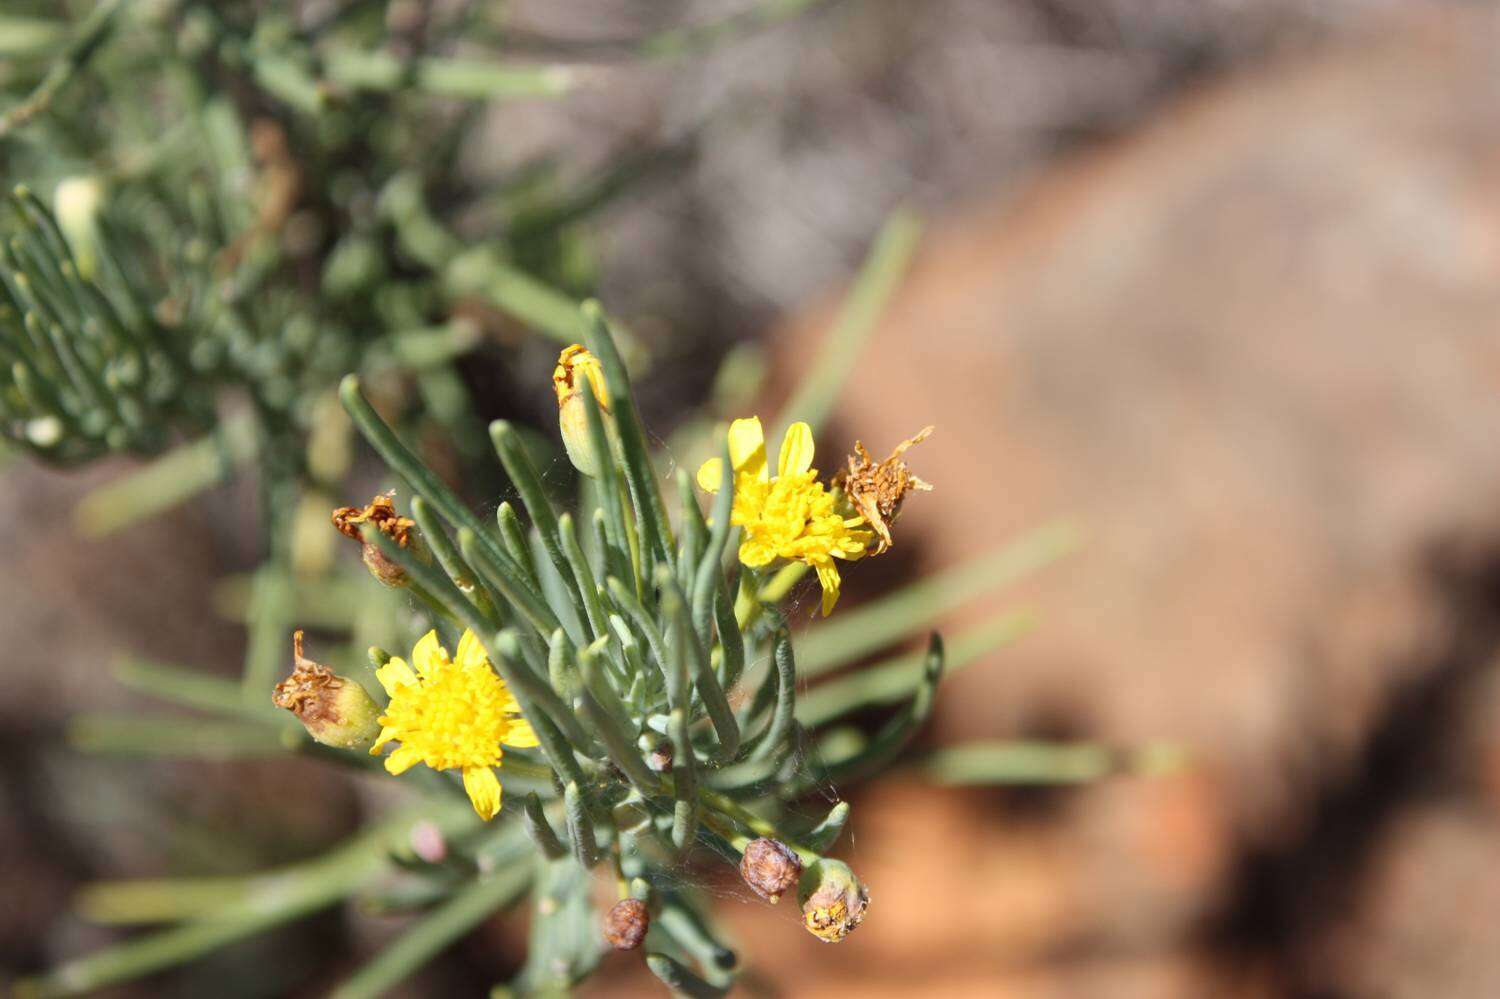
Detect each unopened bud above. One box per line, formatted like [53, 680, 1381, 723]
[739, 838, 802, 904]
[553, 344, 609, 477]
[603, 897, 649, 950]
[409, 820, 447, 864]
[331, 493, 425, 586]
[272, 631, 382, 750]
[639, 731, 673, 773]
[798, 859, 868, 943]
[53, 176, 104, 279]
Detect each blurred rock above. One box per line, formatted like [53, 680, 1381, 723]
[760, 8, 1500, 996]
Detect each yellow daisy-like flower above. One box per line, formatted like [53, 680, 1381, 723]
[697, 417, 873, 616]
[372, 629, 539, 820]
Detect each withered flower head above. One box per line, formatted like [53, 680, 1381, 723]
[603, 897, 650, 950]
[740, 837, 803, 904]
[835, 426, 934, 555]
[273, 631, 382, 751]
[798, 859, 869, 943]
[332, 493, 420, 586]
[553, 344, 610, 477]
[553, 344, 609, 409]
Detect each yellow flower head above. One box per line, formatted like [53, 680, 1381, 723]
[697, 417, 873, 616]
[372, 629, 539, 820]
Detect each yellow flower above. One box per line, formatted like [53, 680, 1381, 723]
[697, 417, 873, 616]
[372, 629, 539, 820]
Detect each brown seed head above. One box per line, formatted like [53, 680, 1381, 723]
[739, 838, 803, 904]
[272, 630, 339, 719]
[331, 493, 419, 586]
[332, 492, 414, 545]
[835, 426, 934, 555]
[272, 631, 382, 750]
[603, 897, 649, 950]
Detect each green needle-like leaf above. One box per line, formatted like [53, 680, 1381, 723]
[668, 708, 699, 851]
[330, 839, 532, 999]
[795, 519, 1078, 677]
[646, 953, 731, 999]
[797, 609, 1033, 727]
[582, 301, 673, 565]
[521, 793, 567, 860]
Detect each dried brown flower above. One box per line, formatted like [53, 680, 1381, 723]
[799, 859, 869, 943]
[739, 837, 803, 904]
[603, 897, 650, 950]
[834, 426, 934, 555]
[332, 493, 419, 586]
[273, 631, 381, 750]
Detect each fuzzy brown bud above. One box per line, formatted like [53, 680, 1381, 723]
[648, 744, 674, 772]
[603, 897, 649, 950]
[798, 859, 869, 943]
[272, 631, 382, 751]
[739, 838, 803, 904]
[331, 493, 424, 586]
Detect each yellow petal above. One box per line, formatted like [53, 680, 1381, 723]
[384, 745, 421, 775]
[778, 422, 816, 478]
[697, 457, 726, 493]
[371, 724, 398, 752]
[411, 630, 445, 675]
[739, 536, 777, 567]
[376, 657, 418, 697]
[728, 417, 768, 482]
[502, 717, 541, 748]
[815, 561, 841, 616]
[462, 765, 503, 820]
[455, 629, 488, 672]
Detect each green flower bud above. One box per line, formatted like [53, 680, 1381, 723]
[272, 631, 382, 751]
[798, 858, 869, 943]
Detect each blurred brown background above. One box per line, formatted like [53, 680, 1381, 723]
[9, 2, 1500, 996]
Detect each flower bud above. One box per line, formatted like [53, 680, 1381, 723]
[639, 730, 673, 773]
[272, 631, 382, 751]
[553, 344, 610, 477]
[409, 820, 447, 864]
[603, 897, 649, 950]
[331, 493, 425, 586]
[798, 859, 869, 943]
[739, 838, 802, 904]
[53, 177, 104, 279]
[648, 743, 674, 773]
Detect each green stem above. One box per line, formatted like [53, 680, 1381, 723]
[0, 0, 123, 139]
[15, 803, 476, 999]
[330, 839, 532, 999]
[795, 519, 1078, 678]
